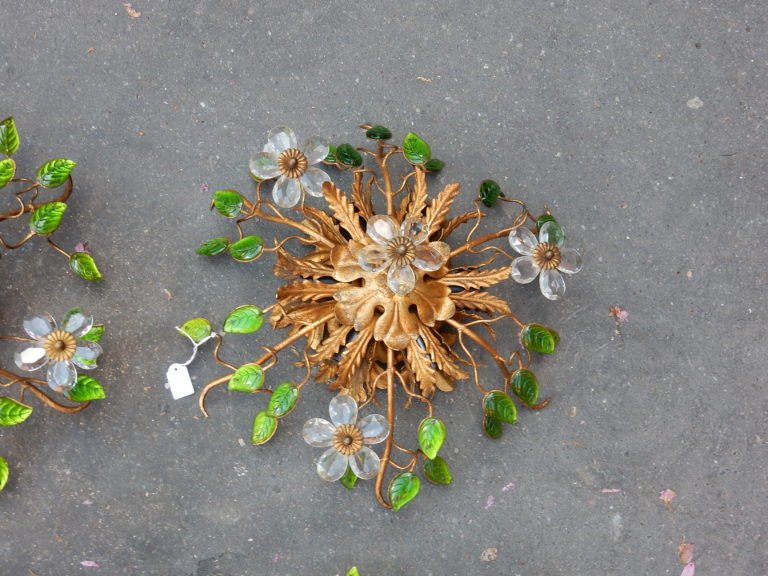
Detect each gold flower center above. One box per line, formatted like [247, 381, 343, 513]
[533, 243, 561, 270]
[332, 423, 364, 456]
[277, 148, 308, 179]
[387, 236, 415, 267]
[43, 330, 77, 362]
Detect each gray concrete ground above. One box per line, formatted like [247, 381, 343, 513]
[0, 1, 766, 575]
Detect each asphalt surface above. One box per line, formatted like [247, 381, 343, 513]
[0, 1, 766, 575]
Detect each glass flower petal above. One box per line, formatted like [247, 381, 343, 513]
[47, 360, 77, 393]
[359, 414, 389, 444]
[557, 247, 583, 275]
[72, 341, 102, 370]
[349, 446, 380, 480]
[272, 175, 302, 208]
[22, 313, 55, 340]
[508, 226, 539, 256]
[540, 268, 566, 300]
[61, 308, 93, 338]
[303, 418, 336, 447]
[265, 126, 297, 155]
[400, 217, 429, 245]
[300, 166, 331, 198]
[329, 394, 358, 426]
[387, 261, 416, 296]
[413, 241, 450, 272]
[357, 244, 391, 273]
[511, 256, 541, 284]
[538, 220, 565, 247]
[15, 344, 49, 371]
[366, 215, 399, 245]
[316, 447, 349, 482]
[249, 151, 281, 180]
[302, 136, 330, 165]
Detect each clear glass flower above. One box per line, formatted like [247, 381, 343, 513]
[357, 215, 450, 296]
[248, 126, 332, 209]
[508, 220, 583, 301]
[14, 309, 102, 394]
[303, 394, 389, 482]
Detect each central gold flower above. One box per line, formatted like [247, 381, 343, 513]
[277, 147, 308, 179]
[42, 330, 77, 363]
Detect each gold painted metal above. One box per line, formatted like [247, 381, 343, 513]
[533, 243, 561, 270]
[332, 424, 364, 456]
[43, 330, 77, 362]
[198, 130, 551, 507]
[277, 148, 308, 179]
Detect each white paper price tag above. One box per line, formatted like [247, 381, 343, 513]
[166, 363, 195, 400]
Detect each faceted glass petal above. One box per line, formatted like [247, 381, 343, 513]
[357, 243, 391, 273]
[47, 360, 77, 393]
[23, 312, 55, 340]
[302, 418, 336, 447]
[400, 217, 429, 245]
[387, 262, 416, 296]
[249, 151, 281, 180]
[61, 308, 93, 338]
[316, 447, 349, 482]
[413, 241, 450, 272]
[299, 166, 331, 198]
[359, 414, 389, 444]
[366, 215, 399, 245]
[302, 136, 330, 165]
[350, 446, 380, 480]
[511, 256, 541, 284]
[265, 126, 297, 155]
[15, 344, 49, 371]
[329, 394, 358, 426]
[72, 341, 102, 370]
[557, 247, 583, 275]
[272, 175, 302, 208]
[540, 268, 566, 301]
[538, 220, 565, 247]
[508, 226, 539, 255]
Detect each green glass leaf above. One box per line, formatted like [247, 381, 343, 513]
[228, 363, 264, 393]
[267, 382, 299, 418]
[323, 144, 337, 164]
[28, 202, 67, 235]
[537, 214, 565, 244]
[346, 568, 361, 576]
[511, 368, 539, 406]
[212, 189, 244, 218]
[520, 323, 560, 355]
[479, 180, 505, 207]
[0, 397, 33, 426]
[36, 158, 76, 189]
[223, 305, 263, 334]
[196, 237, 230, 256]
[365, 125, 393, 140]
[389, 471, 420, 511]
[0, 116, 20, 156]
[402, 132, 431, 165]
[340, 465, 358, 490]
[68, 374, 106, 402]
[81, 324, 105, 343]
[418, 417, 446, 460]
[179, 318, 212, 343]
[423, 455, 453, 485]
[335, 143, 363, 167]
[69, 252, 103, 281]
[251, 410, 278, 445]
[0, 157, 16, 188]
[0, 456, 8, 492]
[229, 235, 263, 262]
[483, 415, 504, 439]
[424, 158, 445, 172]
[483, 390, 517, 425]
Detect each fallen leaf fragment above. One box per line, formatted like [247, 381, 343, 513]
[80, 560, 100, 568]
[123, 3, 141, 18]
[678, 541, 695, 564]
[680, 562, 695, 576]
[659, 488, 677, 507]
[480, 547, 498, 562]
